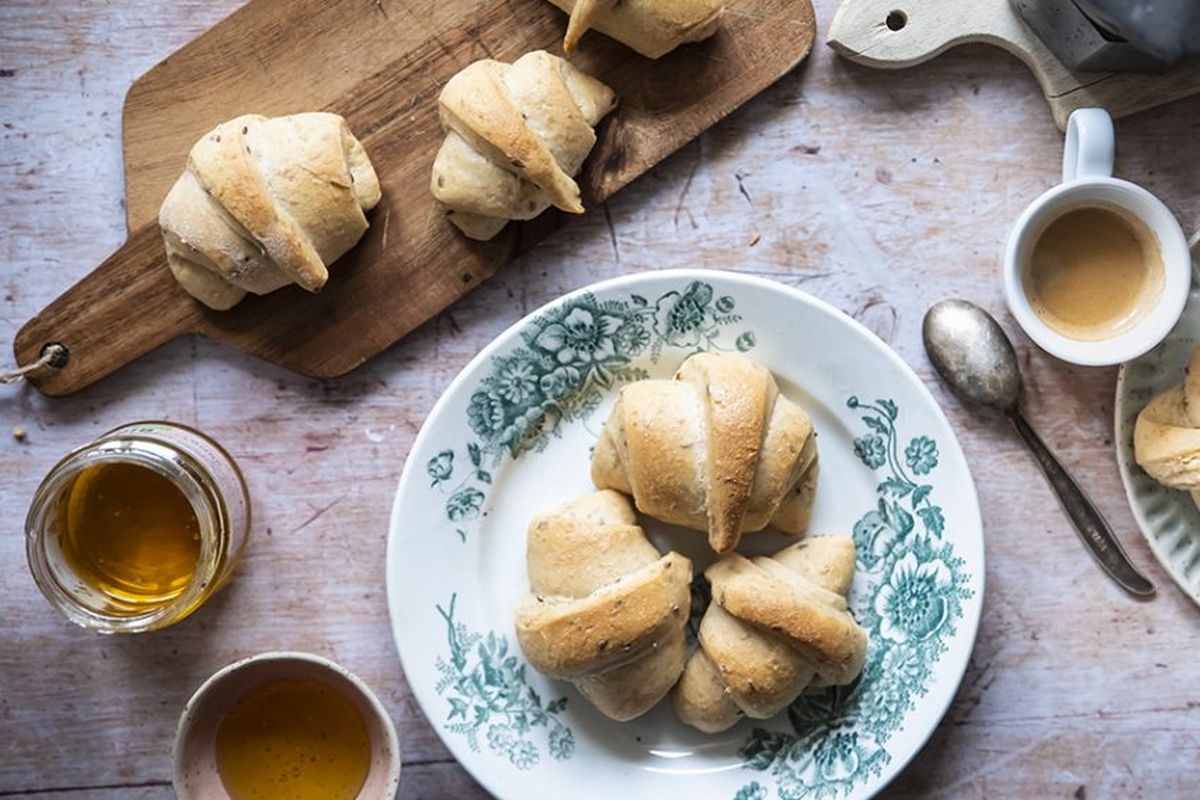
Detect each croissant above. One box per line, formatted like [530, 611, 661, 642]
[1134, 345, 1200, 506]
[513, 490, 692, 721]
[592, 352, 819, 554]
[158, 112, 381, 310]
[672, 535, 867, 733]
[548, 0, 725, 59]
[430, 50, 617, 241]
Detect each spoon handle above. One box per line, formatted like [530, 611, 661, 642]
[1009, 410, 1155, 597]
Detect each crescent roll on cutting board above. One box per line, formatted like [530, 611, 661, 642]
[549, 0, 725, 58]
[430, 50, 617, 241]
[672, 535, 868, 733]
[1135, 345, 1200, 507]
[159, 112, 381, 310]
[591, 352, 820, 554]
[514, 490, 692, 721]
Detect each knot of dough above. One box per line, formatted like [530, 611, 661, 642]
[551, 0, 725, 59]
[672, 535, 868, 733]
[158, 112, 381, 310]
[592, 351, 819, 554]
[1135, 345, 1200, 504]
[430, 50, 617, 241]
[513, 490, 692, 721]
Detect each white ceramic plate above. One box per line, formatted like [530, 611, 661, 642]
[1115, 234, 1200, 606]
[388, 270, 984, 800]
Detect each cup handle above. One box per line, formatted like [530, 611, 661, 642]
[1063, 108, 1114, 183]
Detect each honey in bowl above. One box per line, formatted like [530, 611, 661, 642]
[57, 462, 200, 609]
[1024, 205, 1164, 342]
[215, 678, 371, 800]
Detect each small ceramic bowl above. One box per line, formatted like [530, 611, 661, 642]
[173, 652, 401, 799]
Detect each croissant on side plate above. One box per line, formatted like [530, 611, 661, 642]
[514, 490, 692, 721]
[548, 0, 725, 59]
[430, 50, 617, 241]
[1134, 344, 1200, 507]
[159, 112, 381, 310]
[592, 352, 819, 554]
[672, 535, 868, 733]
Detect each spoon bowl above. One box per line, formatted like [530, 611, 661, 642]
[922, 299, 1021, 412]
[922, 298, 1154, 597]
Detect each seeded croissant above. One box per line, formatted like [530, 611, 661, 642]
[672, 535, 867, 733]
[591, 352, 819, 554]
[1134, 344, 1200, 507]
[513, 490, 692, 721]
[158, 112, 381, 310]
[430, 50, 617, 241]
[549, 0, 725, 59]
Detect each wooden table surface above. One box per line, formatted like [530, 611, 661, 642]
[2, 2, 1198, 798]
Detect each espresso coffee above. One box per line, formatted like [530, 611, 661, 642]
[1024, 205, 1163, 342]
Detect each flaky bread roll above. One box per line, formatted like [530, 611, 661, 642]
[431, 50, 617, 241]
[549, 0, 724, 59]
[592, 352, 819, 554]
[159, 112, 381, 310]
[672, 535, 867, 733]
[514, 490, 692, 721]
[1135, 345, 1200, 508]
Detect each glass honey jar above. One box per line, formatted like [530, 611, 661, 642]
[26, 422, 250, 634]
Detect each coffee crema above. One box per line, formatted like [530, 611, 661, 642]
[1024, 205, 1163, 342]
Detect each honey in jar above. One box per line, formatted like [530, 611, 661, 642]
[215, 678, 371, 800]
[26, 422, 250, 633]
[57, 462, 201, 608]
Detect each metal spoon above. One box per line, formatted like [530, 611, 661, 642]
[923, 299, 1155, 597]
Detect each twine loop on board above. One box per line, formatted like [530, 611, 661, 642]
[0, 343, 69, 385]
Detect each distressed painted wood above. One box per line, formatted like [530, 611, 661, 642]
[827, 0, 1200, 130]
[12, 0, 816, 397]
[2, 1, 1199, 798]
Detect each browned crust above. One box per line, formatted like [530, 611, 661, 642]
[672, 539, 867, 733]
[680, 354, 773, 552]
[771, 535, 857, 596]
[563, 0, 616, 53]
[697, 601, 814, 719]
[706, 550, 866, 680]
[438, 59, 582, 214]
[1135, 384, 1200, 489]
[548, 0, 724, 59]
[589, 353, 818, 554]
[187, 115, 328, 291]
[514, 551, 692, 678]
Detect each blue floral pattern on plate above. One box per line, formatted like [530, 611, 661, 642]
[426, 281, 754, 542]
[732, 398, 972, 798]
[395, 274, 982, 799]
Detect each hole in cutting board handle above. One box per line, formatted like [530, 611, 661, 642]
[42, 342, 70, 370]
[886, 10, 907, 31]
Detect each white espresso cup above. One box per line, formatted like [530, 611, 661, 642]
[1002, 107, 1191, 367]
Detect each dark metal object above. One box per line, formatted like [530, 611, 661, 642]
[1012, 0, 1200, 71]
[923, 299, 1155, 597]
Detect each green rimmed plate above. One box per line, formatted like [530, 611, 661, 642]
[387, 270, 984, 799]
[1115, 233, 1200, 606]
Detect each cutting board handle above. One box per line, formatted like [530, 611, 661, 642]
[13, 223, 202, 396]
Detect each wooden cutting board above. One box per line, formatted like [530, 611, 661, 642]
[14, 0, 816, 396]
[827, 0, 1200, 130]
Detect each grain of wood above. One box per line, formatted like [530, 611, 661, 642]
[2, 0, 1199, 798]
[826, 0, 1200, 129]
[13, 0, 816, 396]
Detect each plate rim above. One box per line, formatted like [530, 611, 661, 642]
[386, 268, 985, 799]
[1112, 233, 1200, 607]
